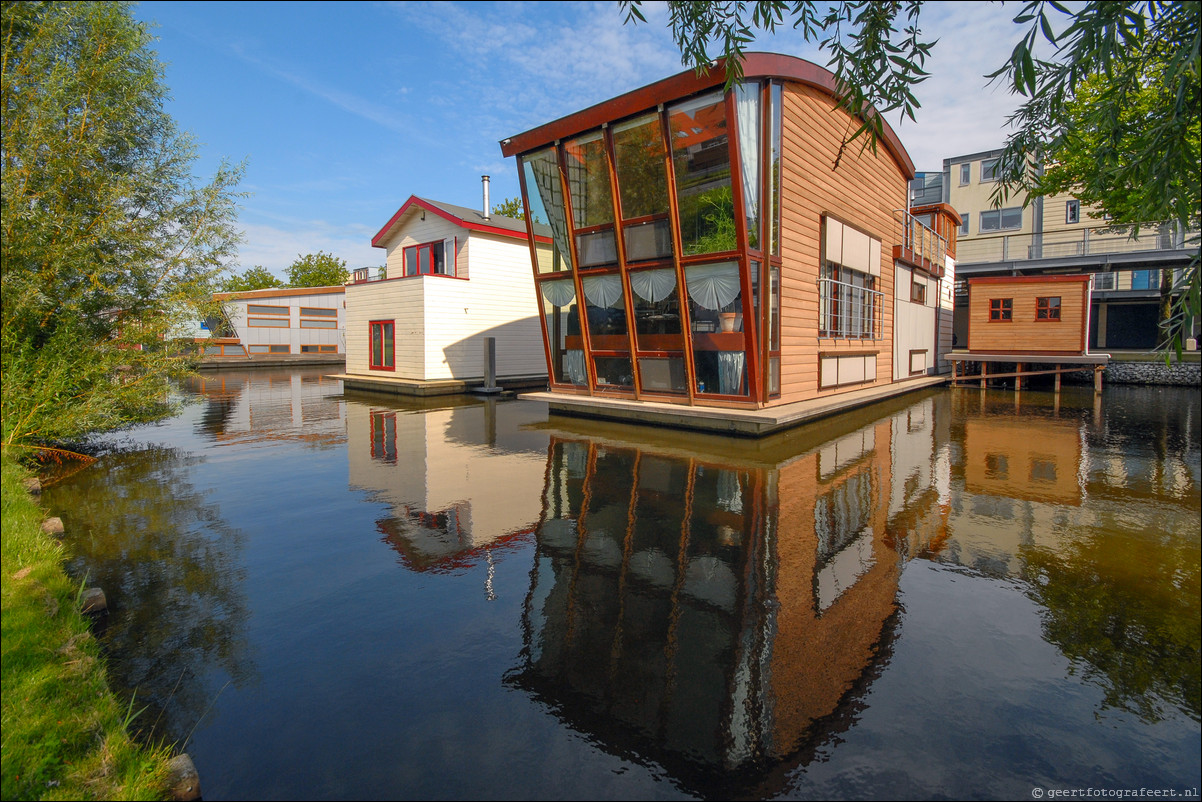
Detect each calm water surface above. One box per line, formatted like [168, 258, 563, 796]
[43, 368, 1201, 800]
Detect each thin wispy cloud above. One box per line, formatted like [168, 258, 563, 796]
[226, 44, 431, 141]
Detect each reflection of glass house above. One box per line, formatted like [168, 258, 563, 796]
[500, 54, 959, 426]
[508, 400, 949, 795]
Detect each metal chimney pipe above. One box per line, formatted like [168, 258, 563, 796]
[482, 175, 490, 220]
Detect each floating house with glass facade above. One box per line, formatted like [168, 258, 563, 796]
[499, 53, 958, 434]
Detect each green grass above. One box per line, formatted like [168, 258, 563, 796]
[1, 453, 173, 801]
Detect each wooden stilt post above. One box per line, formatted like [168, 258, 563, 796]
[1054, 365, 1061, 394]
[1016, 362, 1024, 392]
[1094, 364, 1103, 393]
[980, 361, 988, 390]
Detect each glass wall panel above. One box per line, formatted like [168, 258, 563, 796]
[582, 273, 632, 390]
[522, 150, 575, 273]
[629, 267, 686, 395]
[539, 278, 587, 386]
[613, 114, 670, 218]
[613, 113, 673, 262]
[769, 265, 781, 395]
[685, 261, 748, 396]
[669, 92, 735, 256]
[564, 132, 617, 268]
[623, 219, 673, 262]
[770, 83, 782, 256]
[735, 83, 761, 250]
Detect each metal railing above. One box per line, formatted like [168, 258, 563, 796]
[958, 221, 1195, 264]
[895, 209, 948, 273]
[350, 268, 387, 284]
[818, 279, 884, 339]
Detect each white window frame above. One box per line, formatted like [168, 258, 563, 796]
[959, 163, 970, 185]
[980, 158, 1000, 182]
[980, 207, 1022, 232]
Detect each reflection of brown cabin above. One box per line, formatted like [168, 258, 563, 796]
[962, 417, 1083, 506]
[967, 275, 1092, 355]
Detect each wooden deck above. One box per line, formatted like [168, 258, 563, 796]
[946, 350, 1110, 392]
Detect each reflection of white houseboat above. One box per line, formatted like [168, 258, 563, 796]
[197, 286, 346, 367]
[189, 368, 347, 446]
[345, 398, 548, 571]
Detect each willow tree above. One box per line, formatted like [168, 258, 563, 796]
[1, 1, 244, 450]
[621, 0, 1201, 354]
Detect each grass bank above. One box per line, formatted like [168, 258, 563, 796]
[1, 453, 172, 801]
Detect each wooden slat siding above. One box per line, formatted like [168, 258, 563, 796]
[421, 231, 546, 382]
[774, 83, 906, 405]
[343, 280, 426, 377]
[967, 275, 1091, 354]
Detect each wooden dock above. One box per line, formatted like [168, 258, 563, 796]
[946, 351, 1110, 393]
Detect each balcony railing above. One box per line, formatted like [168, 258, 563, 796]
[958, 221, 1196, 264]
[350, 267, 387, 284]
[818, 279, 884, 339]
[893, 209, 948, 277]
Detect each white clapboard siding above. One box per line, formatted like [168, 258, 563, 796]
[344, 280, 426, 377]
[422, 231, 545, 381]
[382, 215, 465, 279]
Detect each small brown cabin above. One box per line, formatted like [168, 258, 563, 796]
[966, 274, 1093, 355]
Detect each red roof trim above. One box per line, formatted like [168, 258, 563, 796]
[499, 52, 915, 178]
[372, 196, 550, 248]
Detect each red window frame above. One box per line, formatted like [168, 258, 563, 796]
[403, 241, 451, 276]
[989, 298, 1013, 321]
[369, 320, 395, 370]
[1035, 296, 1061, 320]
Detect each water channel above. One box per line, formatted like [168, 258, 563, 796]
[41, 368, 1201, 800]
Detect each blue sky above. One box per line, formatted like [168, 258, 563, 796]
[133, 0, 1035, 279]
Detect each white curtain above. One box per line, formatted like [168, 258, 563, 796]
[582, 274, 624, 308]
[540, 278, 575, 308]
[628, 268, 677, 303]
[735, 83, 761, 241]
[685, 262, 741, 311]
[526, 150, 574, 270]
[564, 350, 587, 385]
[718, 352, 746, 395]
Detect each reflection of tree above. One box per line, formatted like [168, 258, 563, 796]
[565, 135, 614, 227]
[612, 117, 669, 219]
[44, 446, 254, 745]
[1021, 524, 1200, 722]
